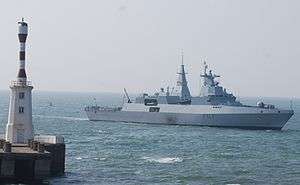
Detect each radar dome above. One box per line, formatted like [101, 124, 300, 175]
[257, 101, 265, 108]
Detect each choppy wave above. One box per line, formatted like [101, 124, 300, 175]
[142, 156, 183, 164]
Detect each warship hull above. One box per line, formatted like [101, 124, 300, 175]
[85, 61, 294, 130]
[85, 104, 293, 130]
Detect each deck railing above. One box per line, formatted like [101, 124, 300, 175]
[10, 80, 32, 87]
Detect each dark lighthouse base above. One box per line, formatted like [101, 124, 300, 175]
[0, 137, 65, 182]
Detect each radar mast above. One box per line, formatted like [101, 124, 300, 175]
[175, 49, 191, 104]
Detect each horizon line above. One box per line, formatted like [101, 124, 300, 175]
[0, 89, 298, 99]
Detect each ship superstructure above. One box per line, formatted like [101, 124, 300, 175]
[135, 61, 241, 106]
[191, 62, 242, 106]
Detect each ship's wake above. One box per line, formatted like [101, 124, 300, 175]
[34, 115, 88, 121]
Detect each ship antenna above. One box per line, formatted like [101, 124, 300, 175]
[290, 100, 293, 110]
[203, 59, 208, 75]
[181, 49, 184, 65]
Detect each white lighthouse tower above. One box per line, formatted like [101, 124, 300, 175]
[5, 18, 34, 144]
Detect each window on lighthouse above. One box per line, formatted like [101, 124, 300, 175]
[19, 106, 24, 113]
[19, 92, 25, 99]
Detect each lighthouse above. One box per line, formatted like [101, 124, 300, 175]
[5, 18, 34, 143]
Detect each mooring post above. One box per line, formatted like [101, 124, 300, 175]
[3, 142, 12, 153]
[38, 143, 45, 153]
[0, 139, 5, 149]
[28, 139, 33, 148]
[32, 141, 39, 151]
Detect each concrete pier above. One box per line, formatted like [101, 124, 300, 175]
[0, 136, 65, 181]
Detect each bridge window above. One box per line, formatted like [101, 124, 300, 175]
[19, 106, 24, 113]
[144, 99, 158, 106]
[149, 107, 160, 112]
[19, 92, 25, 99]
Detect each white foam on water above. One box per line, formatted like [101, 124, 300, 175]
[142, 156, 183, 164]
[134, 170, 142, 175]
[98, 130, 109, 134]
[76, 157, 82, 160]
[94, 157, 106, 160]
[93, 157, 106, 161]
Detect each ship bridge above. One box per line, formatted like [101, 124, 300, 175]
[193, 61, 242, 106]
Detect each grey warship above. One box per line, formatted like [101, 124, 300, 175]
[85, 60, 294, 130]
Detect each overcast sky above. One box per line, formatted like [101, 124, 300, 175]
[0, 0, 299, 98]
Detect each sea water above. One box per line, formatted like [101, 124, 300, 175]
[0, 91, 299, 184]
